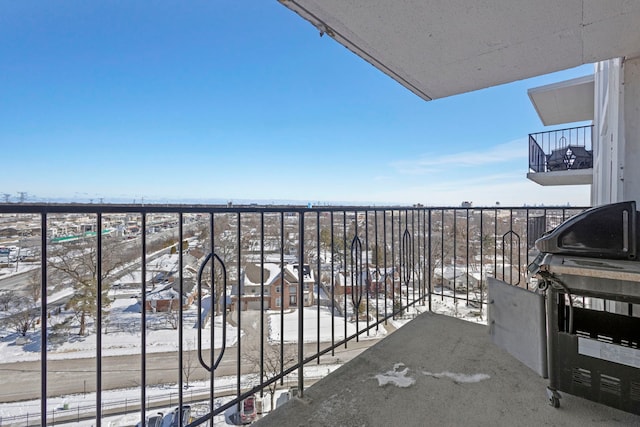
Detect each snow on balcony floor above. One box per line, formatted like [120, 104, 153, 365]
[255, 312, 640, 426]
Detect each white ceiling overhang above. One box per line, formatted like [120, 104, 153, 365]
[528, 75, 595, 126]
[279, 0, 640, 101]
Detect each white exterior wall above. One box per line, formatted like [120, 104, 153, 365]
[592, 57, 640, 206]
[622, 57, 640, 205]
[591, 57, 640, 315]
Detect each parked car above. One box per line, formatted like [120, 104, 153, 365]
[189, 403, 210, 427]
[136, 413, 163, 427]
[161, 405, 191, 427]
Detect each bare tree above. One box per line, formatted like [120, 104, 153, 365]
[3, 292, 39, 336]
[164, 298, 178, 329]
[26, 268, 42, 303]
[0, 290, 12, 311]
[183, 339, 197, 389]
[48, 236, 126, 336]
[243, 343, 297, 412]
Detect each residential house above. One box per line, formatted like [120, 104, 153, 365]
[232, 262, 315, 311]
[333, 264, 399, 296]
[141, 282, 189, 313]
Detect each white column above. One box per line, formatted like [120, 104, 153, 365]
[592, 59, 621, 205]
[622, 56, 640, 204]
[591, 56, 640, 207]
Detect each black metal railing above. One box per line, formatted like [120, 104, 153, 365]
[0, 204, 586, 426]
[528, 125, 593, 173]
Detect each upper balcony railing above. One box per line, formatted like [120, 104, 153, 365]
[529, 125, 593, 173]
[0, 203, 587, 426]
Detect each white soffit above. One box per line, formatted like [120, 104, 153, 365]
[279, 0, 640, 101]
[527, 75, 595, 126]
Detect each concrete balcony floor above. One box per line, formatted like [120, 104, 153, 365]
[255, 313, 640, 426]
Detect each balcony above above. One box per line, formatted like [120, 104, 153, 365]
[279, 1, 640, 101]
[527, 125, 593, 186]
[528, 75, 595, 126]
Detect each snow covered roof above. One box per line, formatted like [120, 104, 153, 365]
[243, 263, 315, 287]
[244, 263, 283, 286]
[145, 283, 180, 301]
[433, 265, 489, 281]
[147, 253, 179, 272]
[285, 264, 315, 283]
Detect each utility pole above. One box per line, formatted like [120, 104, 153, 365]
[17, 192, 28, 203]
[1, 193, 10, 203]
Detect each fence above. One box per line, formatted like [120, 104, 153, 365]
[0, 203, 585, 426]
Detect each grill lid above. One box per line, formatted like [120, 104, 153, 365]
[535, 201, 638, 260]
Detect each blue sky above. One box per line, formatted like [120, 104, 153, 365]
[1, 1, 592, 206]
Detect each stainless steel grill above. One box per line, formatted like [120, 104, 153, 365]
[532, 201, 640, 414]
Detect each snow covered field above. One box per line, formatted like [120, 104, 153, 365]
[1, 269, 487, 425]
[0, 295, 239, 364]
[268, 305, 387, 344]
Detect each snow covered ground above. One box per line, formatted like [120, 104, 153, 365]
[0, 294, 239, 364]
[0, 278, 487, 425]
[0, 364, 343, 426]
[268, 305, 387, 344]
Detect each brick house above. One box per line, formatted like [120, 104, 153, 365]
[141, 282, 190, 312]
[233, 263, 315, 311]
[333, 265, 398, 296]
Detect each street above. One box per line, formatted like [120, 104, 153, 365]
[0, 337, 379, 403]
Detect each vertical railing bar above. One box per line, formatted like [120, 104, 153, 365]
[279, 211, 284, 385]
[343, 211, 347, 348]
[40, 213, 48, 427]
[517, 228, 521, 286]
[453, 209, 457, 303]
[355, 210, 362, 341]
[480, 210, 484, 314]
[236, 212, 241, 412]
[416, 209, 421, 304]
[402, 210, 406, 308]
[494, 208, 498, 287]
[209, 212, 215, 416]
[410, 210, 414, 305]
[330, 211, 335, 355]
[466, 208, 470, 304]
[260, 212, 265, 394]
[316, 211, 321, 362]
[365, 210, 370, 336]
[428, 209, 432, 312]
[400, 210, 405, 310]
[374, 211, 379, 328]
[96, 213, 103, 425]
[298, 212, 305, 397]
[400, 210, 404, 310]
[140, 212, 147, 422]
[178, 213, 184, 427]
[411, 209, 416, 306]
[440, 210, 444, 301]
[417, 209, 422, 304]
[510, 209, 514, 285]
[405, 209, 410, 309]
[526, 209, 530, 290]
[383, 211, 388, 324]
[391, 210, 395, 319]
